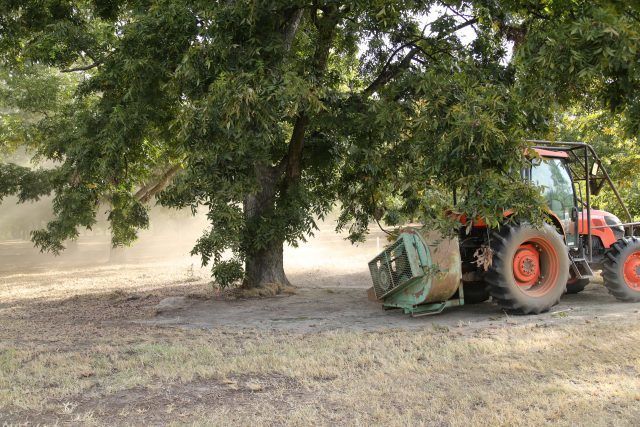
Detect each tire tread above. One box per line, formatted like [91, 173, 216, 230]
[485, 223, 567, 314]
[602, 237, 640, 302]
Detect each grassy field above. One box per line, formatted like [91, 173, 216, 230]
[1, 261, 639, 425]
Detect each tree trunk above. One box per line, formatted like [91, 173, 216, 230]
[242, 165, 290, 288]
[244, 239, 290, 288]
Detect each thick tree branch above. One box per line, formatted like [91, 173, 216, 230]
[283, 8, 304, 52]
[277, 6, 340, 180]
[362, 17, 479, 97]
[61, 60, 103, 73]
[267, 8, 310, 182]
[362, 46, 420, 97]
[134, 164, 182, 203]
[284, 114, 310, 179]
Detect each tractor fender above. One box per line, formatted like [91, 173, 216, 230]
[544, 211, 566, 240]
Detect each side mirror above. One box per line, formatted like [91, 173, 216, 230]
[589, 161, 604, 196]
[589, 179, 605, 196]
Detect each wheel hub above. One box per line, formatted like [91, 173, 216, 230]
[513, 244, 540, 287]
[623, 251, 640, 290]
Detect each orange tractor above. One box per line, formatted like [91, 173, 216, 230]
[369, 141, 640, 315]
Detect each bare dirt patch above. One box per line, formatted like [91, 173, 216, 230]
[148, 278, 640, 334]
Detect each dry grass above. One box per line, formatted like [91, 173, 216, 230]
[1, 263, 639, 426]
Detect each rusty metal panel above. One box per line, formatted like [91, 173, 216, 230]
[420, 230, 461, 303]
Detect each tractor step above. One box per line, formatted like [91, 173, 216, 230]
[570, 257, 594, 279]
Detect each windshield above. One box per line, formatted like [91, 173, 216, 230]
[531, 158, 574, 221]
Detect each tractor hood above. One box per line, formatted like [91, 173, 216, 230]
[578, 209, 624, 233]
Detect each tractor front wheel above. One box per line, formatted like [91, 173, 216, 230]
[485, 223, 569, 314]
[602, 237, 640, 302]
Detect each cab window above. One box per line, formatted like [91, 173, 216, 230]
[530, 158, 575, 220]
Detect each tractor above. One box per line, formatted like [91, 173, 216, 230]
[368, 140, 640, 316]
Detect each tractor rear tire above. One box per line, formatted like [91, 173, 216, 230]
[462, 283, 490, 304]
[485, 223, 569, 314]
[602, 237, 640, 302]
[566, 274, 589, 294]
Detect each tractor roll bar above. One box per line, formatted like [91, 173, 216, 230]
[525, 139, 633, 223]
[526, 139, 635, 261]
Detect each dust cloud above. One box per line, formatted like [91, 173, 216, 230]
[0, 191, 384, 286]
[0, 148, 213, 273]
[0, 197, 209, 273]
[1, 148, 384, 281]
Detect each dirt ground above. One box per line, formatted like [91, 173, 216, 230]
[1, 226, 639, 425]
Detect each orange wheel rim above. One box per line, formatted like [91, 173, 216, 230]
[513, 244, 540, 287]
[512, 238, 559, 297]
[623, 251, 640, 290]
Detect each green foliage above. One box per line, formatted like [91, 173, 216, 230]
[2, 1, 640, 287]
[516, 1, 640, 134]
[334, 55, 545, 240]
[0, 64, 78, 155]
[0, 163, 53, 202]
[31, 184, 98, 253]
[108, 191, 149, 247]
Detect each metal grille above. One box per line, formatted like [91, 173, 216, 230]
[368, 237, 415, 298]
